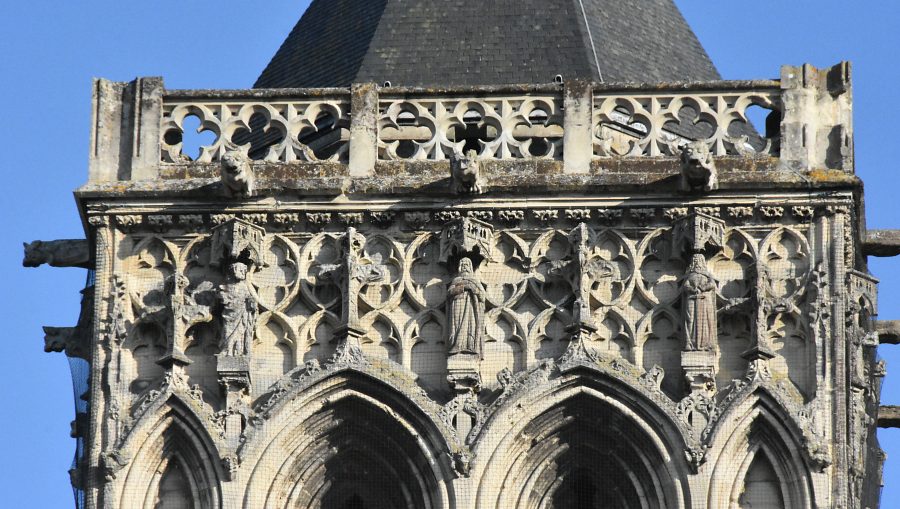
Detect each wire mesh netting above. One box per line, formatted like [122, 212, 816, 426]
[103, 219, 829, 508]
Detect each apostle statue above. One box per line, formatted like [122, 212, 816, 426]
[447, 257, 485, 356]
[218, 262, 257, 356]
[681, 254, 717, 351]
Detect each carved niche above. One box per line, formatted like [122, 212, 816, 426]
[672, 213, 725, 255]
[210, 218, 265, 268]
[440, 217, 493, 267]
[439, 219, 494, 393]
[210, 219, 266, 358]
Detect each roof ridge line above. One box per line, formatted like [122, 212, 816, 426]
[576, 0, 604, 83]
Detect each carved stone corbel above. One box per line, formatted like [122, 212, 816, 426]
[451, 450, 473, 478]
[216, 355, 252, 448]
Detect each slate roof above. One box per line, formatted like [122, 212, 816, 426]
[255, 0, 720, 88]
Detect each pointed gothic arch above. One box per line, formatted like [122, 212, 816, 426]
[473, 369, 691, 509]
[114, 397, 223, 509]
[240, 367, 455, 509]
[706, 391, 816, 509]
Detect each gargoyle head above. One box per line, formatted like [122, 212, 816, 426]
[679, 141, 718, 193]
[450, 149, 483, 194]
[220, 150, 255, 198]
[22, 240, 45, 267]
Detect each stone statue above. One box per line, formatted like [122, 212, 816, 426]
[447, 257, 485, 355]
[23, 239, 91, 268]
[681, 254, 718, 351]
[679, 141, 718, 193]
[218, 262, 257, 356]
[450, 149, 483, 194]
[220, 150, 255, 198]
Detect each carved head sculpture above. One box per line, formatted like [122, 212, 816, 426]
[458, 256, 474, 275]
[450, 149, 483, 194]
[679, 141, 718, 193]
[686, 254, 709, 275]
[227, 261, 249, 282]
[22, 240, 47, 267]
[164, 273, 190, 296]
[220, 150, 255, 198]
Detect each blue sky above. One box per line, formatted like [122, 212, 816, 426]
[2, 1, 899, 506]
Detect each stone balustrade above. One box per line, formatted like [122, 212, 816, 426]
[86, 62, 853, 183]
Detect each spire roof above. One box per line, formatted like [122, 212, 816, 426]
[255, 0, 720, 88]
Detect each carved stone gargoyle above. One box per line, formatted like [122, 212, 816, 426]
[23, 239, 91, 268]
[450, 150, 484, 194]
[43, 285, 98, 361]
[679, 141, 718, 193]
[220, 150, 255, 198]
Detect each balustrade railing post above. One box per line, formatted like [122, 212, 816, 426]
[129, 77, 164, 181]
[89, 79, 125, 182]
[780, 62, 853, 172]
[88, 77, 163, 182]
[349, 83, 379, 176]
[563, 80, 593, 174]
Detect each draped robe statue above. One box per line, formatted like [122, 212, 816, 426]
[681, 254, 718, 351]
[447, 257, 485, 355]
[219, 262, 257, 356]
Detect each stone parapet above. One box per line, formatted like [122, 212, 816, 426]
[86, 63, 855, 186]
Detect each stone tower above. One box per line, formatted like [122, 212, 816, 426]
[26, 0, 898, 507]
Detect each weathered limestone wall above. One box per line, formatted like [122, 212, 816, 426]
[28, 62, 890, 508]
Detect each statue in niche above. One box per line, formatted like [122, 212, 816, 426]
[447, 257, 485, 355]
[218, 262, 257, 356]
[679, 141, 718, 193]
[681, 254, 718, 351]
[220, 150, 255, 199]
